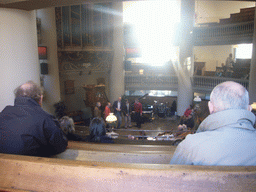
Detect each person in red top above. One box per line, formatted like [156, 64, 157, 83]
[183, 105, 193, 117]
[178, 105, 194, 129]
[104, 102, 111, 120]
[134, 99, 143, 128]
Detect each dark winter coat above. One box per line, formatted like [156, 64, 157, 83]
[0, 97, 68, 157]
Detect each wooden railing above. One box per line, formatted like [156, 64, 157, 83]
[1, 142, 256, 192]
[193, 21, 254, 46]
[125, 74, 249, 92]
[192, 76, 249, 91]
[125, 75, 178, 90]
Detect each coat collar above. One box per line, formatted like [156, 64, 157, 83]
[14, 97, 40, 107]
[197, 109, 255, 133]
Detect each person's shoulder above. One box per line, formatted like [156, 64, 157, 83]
[0, 105, 14, 114]
[37, 107, 55, 119]
[180, 131, 211, 148]
[178, 133, 197, 146]
[175, 132, 215, 155]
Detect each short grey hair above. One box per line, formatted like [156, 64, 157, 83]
[14, 81, 43, 103]
[210, 81, 249, 112]
[59, 116, 75, 134]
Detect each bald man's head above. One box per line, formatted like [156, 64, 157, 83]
[14, 81, 43, 104]
[208, 81, 250, 114]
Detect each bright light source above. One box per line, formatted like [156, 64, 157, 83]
[123, 1, 180, 66]
[235, 44, 252, 59]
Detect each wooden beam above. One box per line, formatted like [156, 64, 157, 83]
[67, 141, 176, 153]
[0, 0, 128, 11]
[1, 153, 256, 191]
[0, 187, 30, 192]
[53, 149, 173, 164]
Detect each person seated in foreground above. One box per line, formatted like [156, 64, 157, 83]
[87, 117, 113, 143]
[183, 105, 193, 117]
[175, 124, 190, 136]
[170, 81, 256, 166]
[178, 114, 194, 130]
[0, 81, 68, 157]
[157, 125, 193, 140]
[178, 105, 194, 129]
[59, 116, 87, 141]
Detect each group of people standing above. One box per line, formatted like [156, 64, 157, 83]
[94, 97, 143, 129]
[113, 97, 143, 129]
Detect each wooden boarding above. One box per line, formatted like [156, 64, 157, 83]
[56, 141, 175, 164]
[67, 141, 176, 153]
[53, 149, 172, 164]
[1, 153, 256, 192]
[0, 187, 30, 192]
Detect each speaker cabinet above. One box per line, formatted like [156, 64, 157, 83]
[40, 63, 48, 75]
[124, 60, 131, 71]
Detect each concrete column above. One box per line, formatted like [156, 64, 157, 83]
[0, 9, 40, 111]
[177, 0, 195, 116]
[109, 2, 125, 103]
[249, 5, 256, 104]
[37, 8, 61, 114]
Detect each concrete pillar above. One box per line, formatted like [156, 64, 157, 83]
[109, 2, 125, 103]
[0, 9, 40, 111]
[177, 0, 195, 116]
[37, 8, 61, 114]
[249, 5, 256, 104]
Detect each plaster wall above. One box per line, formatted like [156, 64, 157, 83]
[60, 72, 110, 112]
[0, 9, 40, 111]
[37, 8, 61, 115]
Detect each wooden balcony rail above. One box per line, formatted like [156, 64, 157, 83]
[193, 21, 254, 46]
[125, 75, 178, 90]
[192, 76, 249, 92]
[125, 74, 249, 92]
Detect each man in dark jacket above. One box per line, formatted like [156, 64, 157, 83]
[0, 81, 68, 157]
[122, 99, 132, 129]
[112, 96, 122, 129]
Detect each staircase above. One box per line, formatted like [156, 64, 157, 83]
[193, 7, 255, 46]
[220, 7, 255, 24]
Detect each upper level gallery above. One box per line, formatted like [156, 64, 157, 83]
[50, 2, 254, 96]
